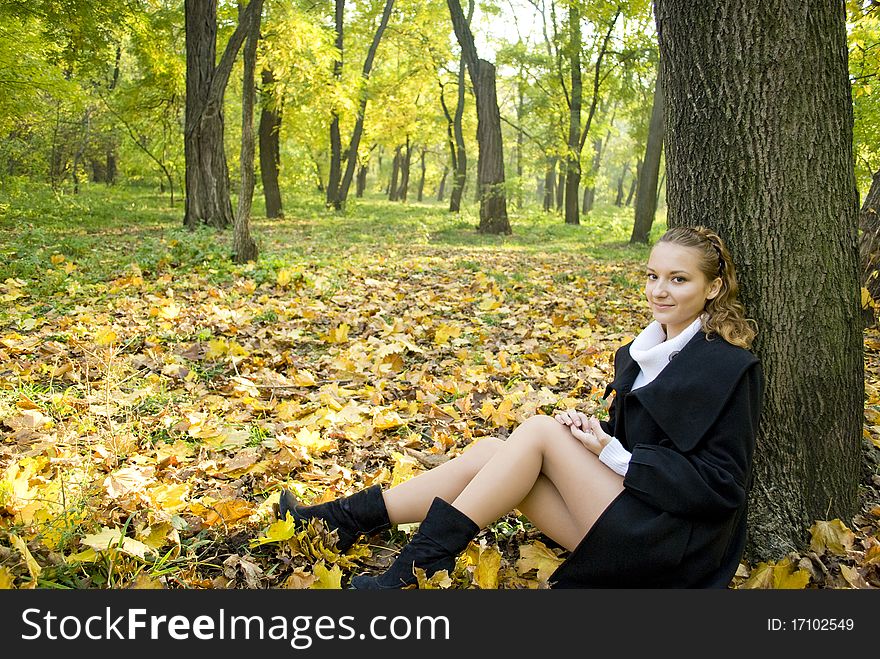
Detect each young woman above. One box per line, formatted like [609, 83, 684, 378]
[277, 225, 763, 589]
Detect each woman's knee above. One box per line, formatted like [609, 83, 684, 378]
[462, 436, 504, 465]
[510, 414, 567, 446]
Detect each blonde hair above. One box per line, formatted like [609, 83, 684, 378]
[657, 225, 758, 349]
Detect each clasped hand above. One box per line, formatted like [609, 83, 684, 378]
[554, 409, 612, 456]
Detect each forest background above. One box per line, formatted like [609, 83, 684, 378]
[1, 0, 879, 590]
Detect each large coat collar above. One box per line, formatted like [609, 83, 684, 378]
[603, 330, 760, 452]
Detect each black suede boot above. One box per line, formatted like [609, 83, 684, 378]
[277, 485, 391, 552]
[349, 497, 480, 590]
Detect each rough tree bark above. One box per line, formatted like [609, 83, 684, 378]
[447, 0, 510, 233]
[184, 0, 258, 229]
[233, 0, 262, 264]
[656, 0, 862, 561]
[631, 69, 665, 244]
[259, 67, 283, 218]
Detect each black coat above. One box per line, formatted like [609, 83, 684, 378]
[549, 329, 763, 588]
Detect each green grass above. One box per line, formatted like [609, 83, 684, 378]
[0, 181, 667, 312]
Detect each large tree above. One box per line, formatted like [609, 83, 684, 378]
[655, 0, 863, 560]
[183, 0, 259, 229]
[446, 0, 510, 234]
[630, 67, 664, 244]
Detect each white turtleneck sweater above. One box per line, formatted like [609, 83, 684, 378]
[598, 315, 705, 476]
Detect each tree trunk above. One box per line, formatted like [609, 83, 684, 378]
[582, 137, 602, 214]
[626, 159, 640, 206]
[336, 0, 395, 208]
[543, 156, 556, 212]
[556, 169, 565, 211]
[326, 0, 344, 209]
[388, 146, 401, 201]
[438, 165, 449, 201]
[564, 3, 582, 226]
[858, 169, 880, 326]
[447, 0, 510, 234]
[656, 0, 862, 562]
[356, 163, 368, 197]
[615, 162, 628, 206]
[233, 0, 262, 264]
[516, 78, 524, 209]
[259, 67, 283, 218]
[417, 147, 426, 201]
[631, 69, 665, 244]
[449, 0, 473, 214]
[184, 0, 257, 229]
[106, 146, 117, 185]
[397, 137, 411, 201]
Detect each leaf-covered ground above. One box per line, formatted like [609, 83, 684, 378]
[0, 186, 878, 589]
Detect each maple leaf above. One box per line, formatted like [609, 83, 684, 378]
[10, 534, 42, 582]
[284, 567, 317, 589]
[251, 517, 299, 547]
[471, 544, 502, 589]
[203, 499, 256, 527]
[414, 567, 453, 589]
[80, 527, 156, 560]
[515, 541, 565, 583]
[739, 558, 811, 589]
[311, 561, 343, 589]
[809, 519, 855, 556]
[434, 323, 462, 345]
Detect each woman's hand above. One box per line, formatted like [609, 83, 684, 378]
[554, 409, 613, 456]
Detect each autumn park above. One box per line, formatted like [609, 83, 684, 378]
[1, 0, 880, 604]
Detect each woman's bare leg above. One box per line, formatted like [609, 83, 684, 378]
[383, 415, 624, 552]
[451, 415, 624, 544]
[382, 438, 504, 524]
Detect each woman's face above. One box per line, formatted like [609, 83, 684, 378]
[645, 242, 722, 340]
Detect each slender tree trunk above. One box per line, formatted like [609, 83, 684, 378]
[389, 146, 401, 201]
[184, 0, 257, 229]
[447, 0, 510, 233]
[71, 109, 92, 194]
[543, 156, 556, 211]
[657, 0, 862, 562]
[398, 137, 411, 201]
[336, 0, 395, 208]
[449, 0, 473, 213]
[417, 147, 426, 201]
[438, 165, 449, 201]
[259, 67, 283, 218]
[516, 77, 524, 209]
[326, 0, 344, 209]
[233, 0, 262, 264]
[356, 163, 368, 197]
[556, 168, 565, 211]
[582, 137, 602, 214]
[626, 159, 640, 206]
[858, 169, 880, 326]
[564, 3, 582, 225]
[631, 70, 665, 243]
[615, 162, 628, 206]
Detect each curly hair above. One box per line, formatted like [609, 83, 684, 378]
[657, 226, 758, 349]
